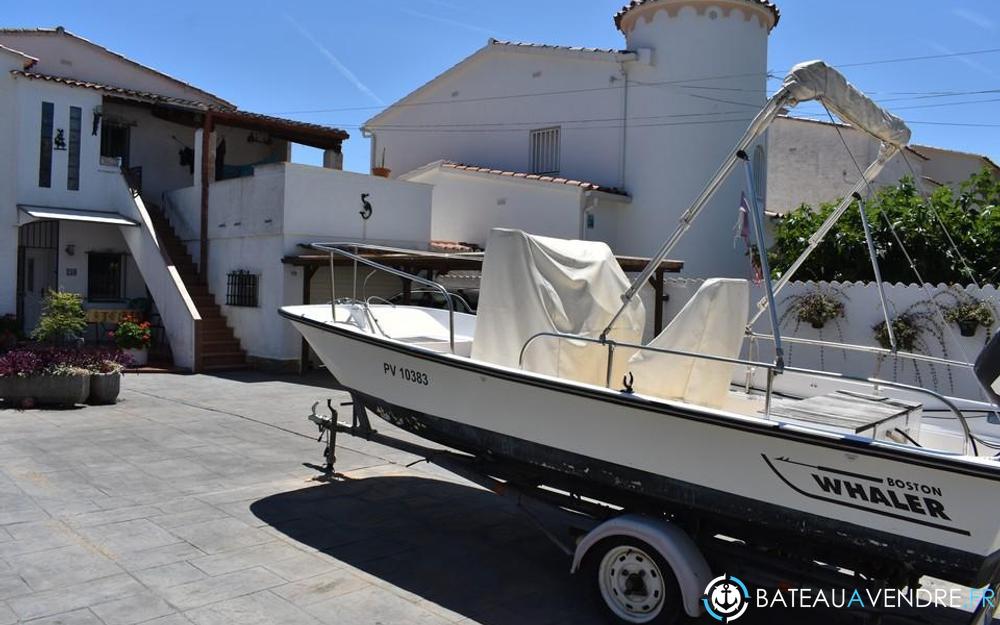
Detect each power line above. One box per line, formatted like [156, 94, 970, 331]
[268, 46, 1000, 116]
[838, 47, 1000, 68]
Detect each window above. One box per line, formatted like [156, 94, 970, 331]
[67, 106, 81, 190]
[530, 127, 560, 175]
[226, 270, 259, 307]
[752, 145, 767, 207]
[100, 121, 130, 168]
[38, 102, 54, 187]
[88, 253, 125, 302]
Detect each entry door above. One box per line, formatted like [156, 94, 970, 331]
[16, 220, 59, 334]
[20, 248, 58, 333]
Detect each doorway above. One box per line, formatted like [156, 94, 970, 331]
[16, 220, 59, 334]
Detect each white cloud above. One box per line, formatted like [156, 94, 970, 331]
[953, 8, 995, 31]
[400, 8, 511, 39]
[930, 42, 999, 79]
[282, 14, 384, 106]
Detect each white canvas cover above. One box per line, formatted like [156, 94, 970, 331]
[628, 279, 748, 409]
[782, 60, 911, 148]
[472, 229, 645, 386]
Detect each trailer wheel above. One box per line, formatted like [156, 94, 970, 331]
[583, 536, 683, 624]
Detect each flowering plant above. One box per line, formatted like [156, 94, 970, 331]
[0, 347, 133, 377]
[111, 315, 152, 350]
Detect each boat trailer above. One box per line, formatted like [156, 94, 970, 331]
[305, 388, 997, 625]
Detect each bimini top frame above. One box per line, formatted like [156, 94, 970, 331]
[602, 60, 913, 359]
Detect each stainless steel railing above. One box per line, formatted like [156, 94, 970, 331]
[518, 331, 977, 455]
[310, 242, 481, 353]
[307, 243, 978, 454]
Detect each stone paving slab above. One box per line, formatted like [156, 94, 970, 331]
[0, 371, 985, 624]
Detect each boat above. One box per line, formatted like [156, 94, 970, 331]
[281, 61, 1000, 613]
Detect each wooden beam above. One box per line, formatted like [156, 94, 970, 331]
[199, 112, 213, 278]
[654, 267, 665, 335]
[299, 265, 318, 373]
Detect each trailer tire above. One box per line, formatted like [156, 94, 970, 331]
[582, 536, 684, 625]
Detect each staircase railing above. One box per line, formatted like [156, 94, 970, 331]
[112, 172, 203, 371]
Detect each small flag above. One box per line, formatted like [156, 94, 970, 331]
[735, 193, 763, 284]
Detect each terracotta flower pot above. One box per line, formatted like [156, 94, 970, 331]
[88, 372, 122, 405]
[371, 167, 391, 178]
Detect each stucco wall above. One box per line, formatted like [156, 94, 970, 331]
[369, 48, 627, 189]
[101, 101, 197, 206]
[281, 164, 433, 247]
[0, 56, 20, 315]
[164, 163, 434, 362]
[14, 76, 106, 211]
[56, 221, 145, 302]
[618, 5, 769, 277]
[664, 278, 998, 400]
[403, 166, 588, 246]
[918, 146, 997, 189]
[0, 30, 228, 107]
[765, 117, 914, 215]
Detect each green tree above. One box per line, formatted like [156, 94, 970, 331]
[768, 167, 1000, 285]
[31, 291, 88, 344]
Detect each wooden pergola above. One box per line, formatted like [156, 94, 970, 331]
[282, 248, 684, 335]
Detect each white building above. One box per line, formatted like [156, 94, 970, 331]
[765, 115, 1000, 216]
[0, 27, 434, 372]
[363, 0, 996, 275]
[365, 0, 778, 278]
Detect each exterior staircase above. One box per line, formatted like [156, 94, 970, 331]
[146, 204, 247, 371]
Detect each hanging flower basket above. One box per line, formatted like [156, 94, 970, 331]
[943, 300, 994, 338]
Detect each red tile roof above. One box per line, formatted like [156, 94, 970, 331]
[12, 69, 210, 108]
[430, 241, 482, 253]
[0, 27, 234, 108]
[490, 39, 631, 58]
[614, 0, 780, 31]
[10, 70, 349, 145]
[441, 162, 629, 196]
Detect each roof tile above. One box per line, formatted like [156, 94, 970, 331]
[11, 70, 349, 143]
[614, 0, 780, 31]
[441, 162, 628, 196]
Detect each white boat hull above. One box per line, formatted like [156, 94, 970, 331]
[282, 305, 1000, 587]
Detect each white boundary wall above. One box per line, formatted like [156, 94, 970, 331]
[663, 278, 999, 400]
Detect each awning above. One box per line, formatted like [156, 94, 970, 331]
[18, 205, 139, 227]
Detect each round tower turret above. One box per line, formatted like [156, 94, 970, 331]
[614, 0, 778, 278]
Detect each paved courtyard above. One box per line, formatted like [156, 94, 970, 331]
[0, 372, 988, 625]
[0, 371, 602, 625]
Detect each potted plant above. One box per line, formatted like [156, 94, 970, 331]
[873, 314, 920, 352]
[0, 348, 90, 408]
[85, 349, 132, 405]
[372, 148, 391, 178]
[782, 288, 846, 330]
[943, 299, 995, 337]
[111, 314, 152, 366]
[31, 291, 87, 345]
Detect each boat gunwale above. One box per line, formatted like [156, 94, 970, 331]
[279, 306, 1000, 482]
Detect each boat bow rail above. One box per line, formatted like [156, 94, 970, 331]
[308, 242, 483, 354]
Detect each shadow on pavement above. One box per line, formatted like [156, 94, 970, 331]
[251, 475, 986, 625]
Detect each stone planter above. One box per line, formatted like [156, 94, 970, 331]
[0, 373, 90, 407]
[371, 166, 391, 178]
[88, 372, 122, 405]
[124, 347, 148, 366]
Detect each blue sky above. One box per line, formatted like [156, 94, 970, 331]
[7, 1, 999, 173]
